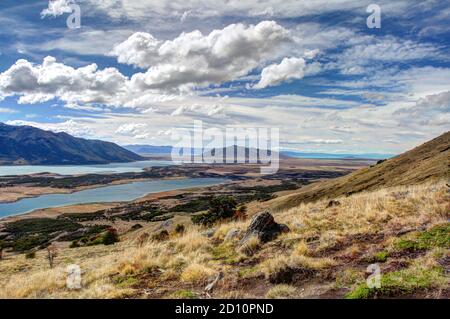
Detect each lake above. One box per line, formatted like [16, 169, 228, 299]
[0, 160, 175, 176]
[0, 177, 227, 218]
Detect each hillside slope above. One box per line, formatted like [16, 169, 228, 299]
[273, 131, 450, 211]
[0, 123, 144, 165]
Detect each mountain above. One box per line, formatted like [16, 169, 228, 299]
[280, 151, 394, 160]
[0, 123, 144, 165]
[202, 145, 283, 163]
[273, 131, 450, 210]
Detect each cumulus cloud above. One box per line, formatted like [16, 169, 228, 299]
[171, 104, 225, 117]
[41, 0, 73, 18]
[253, 57, 306, 89]
[395, 91, 450, 126]
[115, 123, 148, 136]
[111, 21, 291, 91]
[0, 56, 128, 107]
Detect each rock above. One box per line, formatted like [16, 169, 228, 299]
[224, 228, 241, 241]
[240, 211, 290, 244]
[201, 228, 216, 238]
[158, 219, 173, 230]
[326, 200, 341, 208]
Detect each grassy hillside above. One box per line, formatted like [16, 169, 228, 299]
[0, 180, 448, 299]
[272, 131, 450, 211]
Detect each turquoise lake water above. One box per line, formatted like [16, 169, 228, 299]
[0, 177, 227, 218]
[0, 160, 174, 176]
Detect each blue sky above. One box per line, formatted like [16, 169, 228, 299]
[0, 0, 449, 154]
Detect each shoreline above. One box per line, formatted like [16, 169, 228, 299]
[0, 175, 191, 204]
[0, 178, 230, 222]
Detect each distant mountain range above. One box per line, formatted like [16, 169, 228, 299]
[281, 151, 394, 160]
[125, 144, 393, 160]
[0, 123, 144, 165]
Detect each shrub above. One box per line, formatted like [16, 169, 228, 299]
[191, 196, 237, 226]
[152, 230, 169, 242]
[175, 224, 186, 235]
[234, 205, 248, 220]
[25, 251, 36, 259]
[101, 228, 120, 245]
[266, 284, 298, 299]
[180, 263, 215, 284]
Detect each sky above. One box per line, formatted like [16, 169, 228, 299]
[0, 0, 449, 154]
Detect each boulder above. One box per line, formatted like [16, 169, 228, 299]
[240, 211, 290, 244]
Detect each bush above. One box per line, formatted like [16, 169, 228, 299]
[191, 196, 237, 226]
[266, 284, 298, 299]
[25, 251, 36, 259]
[101, 228, 120, 245]
[152, 230, 169, 241]
[175, 224, 185, 234]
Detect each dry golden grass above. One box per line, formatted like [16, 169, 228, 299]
[266, 284, 298, 299]
[0, 180, 448, 298]
[180, 263, 216, 284]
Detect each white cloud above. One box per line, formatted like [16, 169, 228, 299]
[41, 0, 73, 18]
[0, 56, 128, 107]
[6, 119, 94, 137]
[253, 57, 306, 89]
[394, 91, 450, 127]
[115, 123, 148, 136]
[171, 104, 225, 117]
[112, 21, 291, 91]
[83, 0, 411, 21]
[336, 36, 443, 75]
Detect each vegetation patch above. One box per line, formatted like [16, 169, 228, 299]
[113, 275, 139, 288]
[366, 251, 389, 263]
[169, 290, 197, 299]
[70, 228, 119, 248]
[211, 243, 241, 264]
[266, 284, 298, 299]
[346, 263, 447, 299]
[4, 218, 82, 252]
[394, 224, 450, 252]
[191, 196, 237, 225]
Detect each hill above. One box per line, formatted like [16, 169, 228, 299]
[0, 123, 144, 165]
[272, 131, 450, 211]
